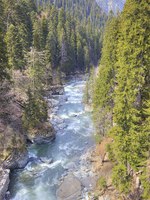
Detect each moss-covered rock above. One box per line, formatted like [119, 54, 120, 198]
[27, 121, 55, 144]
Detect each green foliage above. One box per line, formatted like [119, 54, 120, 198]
[0, 0, 107, 146]
[23, 47, 49, 131]
[4, 0, 34, 70]
[92, 16, 119, 136]
[32, 1, 107, 74]
[93, 0, 150, 197]
[83, 67, 95, 104]
[112, 164, 131, 194]
[5, 24, 24, 69]
[97, 176, 107, 190]
[94, 134, 102, 144]
[106, 143, 115, 162]
[83, 81, 90, 105]
[140, 169, 150, 200]
[1, 0, 106, 76]
[26, 47, 47, 91]
[22, 89, 48, 131]
[0, 0, 8, 81]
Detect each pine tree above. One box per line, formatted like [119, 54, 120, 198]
[25, 47, 46, 92]
[93, 16, 119, 135]
[0, 0, 8, 81]
[46, 6, 60, 69]
[5, 24, 24, 70]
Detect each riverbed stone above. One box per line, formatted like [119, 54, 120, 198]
[0, 168, 10, 200]
[56, 174, 82, 200]
[40, 157, 53, 164]
[81, 176, 97, 190]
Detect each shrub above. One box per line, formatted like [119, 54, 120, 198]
[97, 176, 107, 190]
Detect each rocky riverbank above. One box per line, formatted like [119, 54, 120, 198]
[0, 80, 65, 199]
[54, 136, 118, 200]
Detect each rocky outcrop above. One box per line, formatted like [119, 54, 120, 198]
[56, 174, 82, 200]
[0, 168, 10, 200]
[2, 151, 29, 170]
[27, 122, 55, 144]
[45, 85, 64, 97]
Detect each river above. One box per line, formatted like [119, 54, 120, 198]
[9, 77, 95, 200]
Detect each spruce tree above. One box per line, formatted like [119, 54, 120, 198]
[0, 0, 8, 81]
[93, 16, 119, 135]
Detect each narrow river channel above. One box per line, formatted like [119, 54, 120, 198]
[9, 77, 95, 200]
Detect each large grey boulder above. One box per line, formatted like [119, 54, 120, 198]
[0, 168, 10, 200]
[56, 174, 82, 200]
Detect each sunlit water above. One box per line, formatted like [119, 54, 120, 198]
[9, 77, 95, 200]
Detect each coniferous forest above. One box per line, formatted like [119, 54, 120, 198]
[0, 0, 149, 200]
[93, 1, 150, 199]
[0, 0, 106, 164]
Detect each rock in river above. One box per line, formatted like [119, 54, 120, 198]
[56, 174, 82, 200]
[27, 122, 55, 144]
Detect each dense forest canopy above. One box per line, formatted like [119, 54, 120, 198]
[1, 0, 107, 76]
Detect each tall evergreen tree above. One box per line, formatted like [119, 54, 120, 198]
[46, 6, 60, 69]
[0, 0, 8, 81]
[93, 16, 119, 135]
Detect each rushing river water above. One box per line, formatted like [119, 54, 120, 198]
[9, 77, 95, 200]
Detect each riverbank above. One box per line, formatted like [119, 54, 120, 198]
[0, 73, 64, 200]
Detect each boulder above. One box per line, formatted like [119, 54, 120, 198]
[0, 168, 10, 200]
[40, 157, 53, 164]
[46, 85, 64, 96]
[81, 176, 97, 189]
[2, 151, 29, 170]
[27, 122, 55, 144]
[56, 174, 82, 200]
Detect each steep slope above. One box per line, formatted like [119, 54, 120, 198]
[96, 0, 126, 14]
